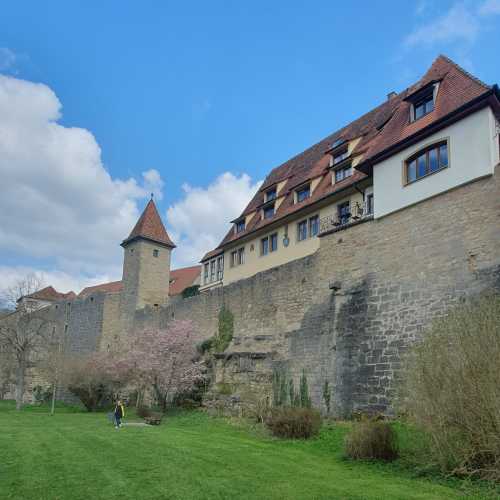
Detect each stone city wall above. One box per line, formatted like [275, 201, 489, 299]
[133, 166, 500, 416]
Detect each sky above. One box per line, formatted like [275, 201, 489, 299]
[0, 0, 500, 296]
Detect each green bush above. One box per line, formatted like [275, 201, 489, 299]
[182, 285, 200, 299]
[265, 407, 322, 439]
[400, 295, 500, 480]
[344, 419, 399, 461]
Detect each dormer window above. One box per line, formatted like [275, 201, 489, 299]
[331, 138, 346, 150]
[265, 187, 277, 202]
[263, 203, 275, 219]
[414, 92, 434, 120]
[296, 184, 310, 203]
[406, 83, 438, 122]
[334, 164, 352, 183]
[332, 147, 349, 166]
[235, 220, 245, 233]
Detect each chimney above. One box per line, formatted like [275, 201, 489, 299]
[387, 91, 397, 101]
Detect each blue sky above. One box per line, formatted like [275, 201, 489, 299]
[0, 0, 499, 294]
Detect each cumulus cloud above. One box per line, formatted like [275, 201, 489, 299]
[0, 73, 164, 291]
[166, 173, 262, 268]
[0, 48, 16, 72]
[404, 4, 479, 48]
[0, 266, 110, 296]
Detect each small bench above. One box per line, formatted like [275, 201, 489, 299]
[144, 413, 163, 425]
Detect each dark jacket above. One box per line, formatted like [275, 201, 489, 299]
[114, 404, 125, 418]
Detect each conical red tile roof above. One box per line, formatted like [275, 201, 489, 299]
[121, 199, 175, 248]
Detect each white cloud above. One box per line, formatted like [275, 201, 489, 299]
[166, 172, 261, 268]
[0, 74, 164, 292]
[404, 4, 479, 48]
[0, 265, 110, 296]
[479, 0, 500, 15]
[0, 48, 16, 71]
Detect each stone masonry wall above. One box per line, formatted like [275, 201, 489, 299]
[7, 167, 498, 413]
[132, 167, 500, 417]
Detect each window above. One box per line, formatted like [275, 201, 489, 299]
[230, 250, 238, 268]
[407, 85, 436, 122]
[235, 220, 245, 233]
[413, 93, 434, 120]
[237, 247, 245, 265]
[153, 249, 159, 257]
[270, 233, 278, 252]
[261, 237, 269, 256]
[366, 194, 374, 215]
[217, 256, 224, 280]
[331, 138, 346, 149]
[298, 220, 308, 241]
[309, 215, 319, 237]
[263, 203, 275, 219]
[296, 184, 310, 203]
[204, 263, 209, 283]
[334, 164, 352, 183]
[266, 187, 277, 201]
[210, 260, 216, 282]
[333, 148, 349, 165]
[338, 201, 351, 225]
[405, 141, 448, 184]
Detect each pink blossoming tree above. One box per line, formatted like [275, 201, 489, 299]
[122, 320, 205, 411]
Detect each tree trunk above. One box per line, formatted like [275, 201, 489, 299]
[50, 380, 57, 415]
[15, 356, 26, 410]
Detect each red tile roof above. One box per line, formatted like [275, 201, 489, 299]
[79, 280, 123, 297]
[25, 286, 76, 302]
[122, 199, 175, 248]
[78, 266, 200, 298]
[169, 265, 201, 296]
[201, 55, 498, 261]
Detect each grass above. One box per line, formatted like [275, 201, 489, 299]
[0, 401, 497, 500]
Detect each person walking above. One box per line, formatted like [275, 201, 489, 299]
[114, 399, 125, 429]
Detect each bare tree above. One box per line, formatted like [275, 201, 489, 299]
[1, 273, 44, 311]
[0, 274, 55, 410]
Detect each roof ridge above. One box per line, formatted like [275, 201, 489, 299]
[436, 54, 491, 90]
[122, 199, 175, 248]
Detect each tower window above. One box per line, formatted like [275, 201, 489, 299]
[153, 249, 159, 257]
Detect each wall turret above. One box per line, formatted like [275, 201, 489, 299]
[120, 198, 175, 311]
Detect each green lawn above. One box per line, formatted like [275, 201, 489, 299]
[0, 401, 495, 500]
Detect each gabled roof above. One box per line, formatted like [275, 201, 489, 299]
[121, 199, 175, 248]
[78, 266, 201, 298]
[169, 265, 201, 296]
[23, 286, 76, 302]
[79, 280, 123, 297]
[201, 55, 498, 261]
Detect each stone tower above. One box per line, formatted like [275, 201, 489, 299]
[120, 198, 175, 312]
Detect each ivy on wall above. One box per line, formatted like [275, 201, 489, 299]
[197, 305, 234, 354]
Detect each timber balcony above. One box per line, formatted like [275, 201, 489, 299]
[319, 199, 374, 236]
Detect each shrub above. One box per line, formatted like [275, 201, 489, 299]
[265, 407, 322, 439]
[400, 295, 500, 480]
[182, 285, 200, 299]
[344, 419, 399, 461]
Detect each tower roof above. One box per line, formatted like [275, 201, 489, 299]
[121, 199, 176, 248]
